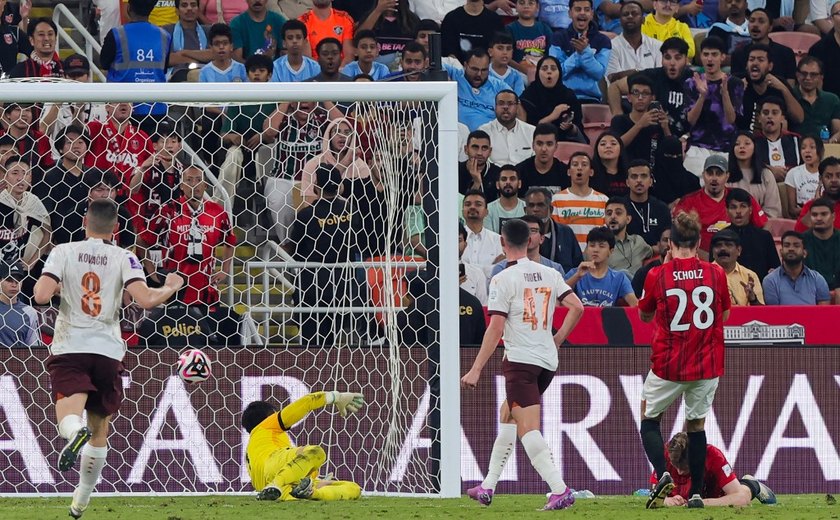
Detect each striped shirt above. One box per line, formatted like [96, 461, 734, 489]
[550, 188, 608, 250]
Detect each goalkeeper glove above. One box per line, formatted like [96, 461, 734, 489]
[328, 391, 365, 417]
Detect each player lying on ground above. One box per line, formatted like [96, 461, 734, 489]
[647, 432, 777, 508]
[242, 391, 365, 501]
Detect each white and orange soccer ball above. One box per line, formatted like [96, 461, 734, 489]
[176, 349, 212, 383]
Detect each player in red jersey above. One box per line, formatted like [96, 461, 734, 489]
[649, 432, 777, 508]
[637, 211, 732, 509]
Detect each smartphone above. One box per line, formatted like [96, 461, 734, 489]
[459, 264, 466, 278]
[650, 101, 662, 111]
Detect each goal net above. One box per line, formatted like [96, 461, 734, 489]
[0, 80, 460, 497]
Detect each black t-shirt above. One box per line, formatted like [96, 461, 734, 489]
[632, 258, 661, 297]
[441, 7, 504, 62]
[610, 114, 666, 167]
[371, 16, 417, 56]
[458, 161, 501, 202]
[342, 176, 388, 258]
[52, 202, 136, 248]
[731, 40, 796, 83]
[707, 25, 752, 56]
[736, 83, 787, 132]
[459, 288, 486, 346]
[639, 67, 692, 136]
[625, 196, 672, 247]
[332, 0, 377, 22]
[516, 157, 569, 195]
[592, 169, 629, 198]
[288, 197, 357, 263]
[729, 223, 780, 280]
[0, 17, 30, 76]
[32, 166, 88, 215]
[0, 198, 30, 265]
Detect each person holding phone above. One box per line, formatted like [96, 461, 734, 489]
[610, 73, 671, 167]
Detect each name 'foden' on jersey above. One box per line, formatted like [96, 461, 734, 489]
[673, 269, 703, 281]
[524, 272, 543, 282]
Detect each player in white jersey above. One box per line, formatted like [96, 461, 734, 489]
[461, 218, 584, 511]
[33, 199, 184, 519]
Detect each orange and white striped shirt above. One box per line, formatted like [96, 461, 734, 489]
[551, 188, 608, 251]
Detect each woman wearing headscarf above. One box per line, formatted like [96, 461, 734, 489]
[519, 55, 586, 143]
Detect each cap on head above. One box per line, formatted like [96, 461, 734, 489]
[703, 154, 728, 173]
[0, 262, 25, 281]
[63, 54, 90, 75]
[710, 228, 740, 248]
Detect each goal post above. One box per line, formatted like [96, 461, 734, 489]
[0, 81, 461, 498]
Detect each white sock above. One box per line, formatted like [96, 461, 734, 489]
[73, 444, 108, 508]
[481, 423, 517, 491]
[520, 430, 567, 495]
[58, 415, 84, 441]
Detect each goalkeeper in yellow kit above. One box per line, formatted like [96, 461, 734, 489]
[242, 390, 365, 502]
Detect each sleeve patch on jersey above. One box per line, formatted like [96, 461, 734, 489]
[722, 463, 732, 477]
[128, 254, 143, 270]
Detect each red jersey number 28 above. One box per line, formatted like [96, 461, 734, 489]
[665, 286, 714, 331]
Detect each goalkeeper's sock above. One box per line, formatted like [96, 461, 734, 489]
[687, 430, 707, 497]
[73, 444, 108, 508]
[640, 419, 667, 480]
[311, 480, 362, 501]
[272, 446, 326, 488]
[520, 430, 567, 495]
[58, 415, 84, 441]
[481, 423, 517, 491]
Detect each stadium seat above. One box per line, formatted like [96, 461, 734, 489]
[767, 32, 820, 63]
[554, 142, 593, 164]
[582, 104, 612, 144]
[766, 217, 796, 237]
[366, 256, 423, 326]
[824, 143, 840, 159]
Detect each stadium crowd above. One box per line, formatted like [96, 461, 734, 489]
[0, 0, 840, 346]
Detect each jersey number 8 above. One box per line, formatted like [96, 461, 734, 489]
[665, 286, 714, 331]
[81, 271, 102, 317]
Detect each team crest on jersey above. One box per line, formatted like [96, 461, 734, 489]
[128, 254, 143, 270]
[3, 34, 11, 45]
[334, 26, 344, 35]
[130, 138, 140, 150]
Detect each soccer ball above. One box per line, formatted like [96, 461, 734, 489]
[176, 349, 212, 383]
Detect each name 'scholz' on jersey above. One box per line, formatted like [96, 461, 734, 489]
[673, 268, 705, 281]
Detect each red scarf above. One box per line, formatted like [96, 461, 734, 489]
[29, 51, 63, 78]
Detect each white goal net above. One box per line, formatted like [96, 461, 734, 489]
[0, 81, 460, 497]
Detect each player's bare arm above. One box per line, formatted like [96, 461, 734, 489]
[461, 314, 505, 389]
[553, 292, 584, 347]
[125, 273, 185, 309]
[32, 275, 60, 305]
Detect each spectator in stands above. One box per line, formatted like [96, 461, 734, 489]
[730, 9, 795, 86]
[492, 214, 566, 277]
[802, 197, 840, 289]
[391, 40, 431, 82]
[746, 0, 798, 32]
[199, 23, 247, 82]
[459, 130, 501, 201]
[52, 169, 136, 248]
[674, 154, 768, 257]
[506, 0, 553, 78]
[298, 0, 354, 65]
[484, 165, 525, 233]
[793, 57, 840, 142]
[754, 97, 800, 182]
[271, 19, 320, 82]
[300, 117, 371, 204]
[443, 48, 508, 131]
[736, 44, 803, 132]
[130, 120, 185, 230]
[785, 135, 823, 218]
[457, 223, 488, 305]
[332, 0, 375, 23]
[606, 2, 663, 84]
[795, 157, 840, 232]
[727, 130, 782, 218]
[230, 0, 286, 61]
[625, 160, 672, 250]
[407, 0, 461, 24]
[725, 187, 779, 280]
[479, 90, 535, 166]
[33, 125, 91, 215]
[610, 74, 670, 167]
[121, 0, 179, 26]
[641, 0, 695, 59]
[605, 197, 653, 276]
[0, 0, 31, 78]
[523, 186, 581, 271]
[516, 123, 568, 193]
[263, 101, 328, 242]
[710, 228, 764, 305]
[355, 0, 419, 61]
[103, 0, 172, 134]
[461, 189, 505, 276]
[458, 287, 487, 346]
[0, 157, 50, 270]
[487, 32, 526, 95]
[591, 131, 630, 197]
[706, 0, 750, 57]
[0, 261, 38, 347]
[520, 55, 586, 142]
[539, 0, 572, 30]
[548, 0, 611, 102]
[631, 227, 669, 296]
[9, 18, 63, 79]
[803, 0, 835, 35]
[146, 166, 236, 305]
[306, 37, 351, 81]
[164, 0, 212, 81]
[340, 30, 389, 80]
[608, 38, 691, 138]
[762, 230, 831, 305]
[552, 151, 608, 250]
[683, 36, 743, 177]
[564, 226, 637, 306]
[87, 102, 155, 203]
[0, 103, 55, 171]
[808, 2, 840, 98]
[0, 134, 15, 167]
[199, 0, 249, 24]
[40, 55, 108, 160]
[441, 0, 504, 63]
[651, 136, 700, 205]
[413, 19, 461, 73]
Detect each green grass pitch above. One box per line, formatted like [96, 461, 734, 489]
[2, 494, 836, 519]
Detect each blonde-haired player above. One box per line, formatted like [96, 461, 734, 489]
[242, 390, 365, 502]
[33, 198, 184, 519]
[461, 218, 585, 510]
